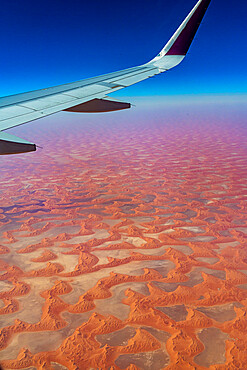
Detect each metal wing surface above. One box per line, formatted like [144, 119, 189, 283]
[0, 0, 211, 154]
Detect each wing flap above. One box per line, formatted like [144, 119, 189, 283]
[64, 98, 131, 113]
[60, 84, 109, 99]
[20, 94, 77, 110]
[109, 68, 159, 87]
[0, 132, 36, 155]
[0, 105, 34, 121]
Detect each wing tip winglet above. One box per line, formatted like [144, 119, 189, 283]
[150, 0, 211, 65]
[166, 0, 211, 56]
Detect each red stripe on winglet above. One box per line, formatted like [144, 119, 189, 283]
[166, 0, 211, 55]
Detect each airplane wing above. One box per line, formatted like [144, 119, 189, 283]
[0, 0, 211, 155]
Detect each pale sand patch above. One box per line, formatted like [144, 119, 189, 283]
[101, 218, 123, 227]
[131, 216, 154, 224]
[37, 224, 81, 238]
[0, 330, 64, 360]
[108, 259, 174, 277]
[132, 245, 169, 256]
[182, 236, 216, 242]
[60, 272, 111, 305]
[10, 224, 82, 250]
[116, 349, 169, 370]
[51, 363, 68, 370]
[0, 312, 92, 361]
[121, 236, 146, 247]
[195, 328, 229, 367]
[64, 228, 110, 244]
[154, 211, 172, 217]
[49, 249, 79, 273]
[0, 220, 20, 235]
[94, 282, 149, 320]
[0, 280, 12, 291]
[196, 257, 219, 264]
[3, 251, 48, 272]
[168, 244, 193, 255]
[238, 283, 247, 290]
[140, 326, 170, 343]
[92, 240, 120, 249]
[153, 281, 180, 293]
[180, 226, 205, 233]
[96, 326, 136, 347]
[182, 267, 226, 288]
[0, 278, 53, 328]
[62, 259, 173, 305]
[144, 230, 174, 238]
[197, 303, 241, 323]
[93, 249, 131, 265]
[61, 264, 148, 306]
[216, 241, 240, 251]
[2, 242, 79, 275]
[61, 311, 92, 334]
[236, 227, 247, 234]
[157, 305, 188, 322]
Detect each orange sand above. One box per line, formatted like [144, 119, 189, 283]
[0, 112, 246, 369]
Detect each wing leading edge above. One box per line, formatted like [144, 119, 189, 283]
[0, 0, 211, 154]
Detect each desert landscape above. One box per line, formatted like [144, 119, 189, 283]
[0, 104, 246, 369]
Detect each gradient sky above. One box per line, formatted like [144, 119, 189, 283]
[0, 0, 246, 99]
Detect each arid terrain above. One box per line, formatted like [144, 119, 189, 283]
[0, 103, 246, 369]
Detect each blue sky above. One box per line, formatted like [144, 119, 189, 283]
[0, 0, 246, 98]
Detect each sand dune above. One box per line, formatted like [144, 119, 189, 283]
[0, 111, 247, 369]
